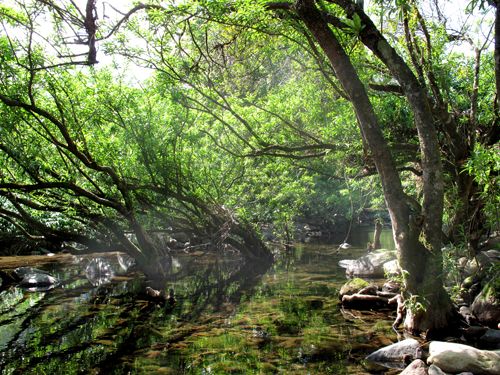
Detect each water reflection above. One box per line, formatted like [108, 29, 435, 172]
[0, 243, 396, 374]
[85, 258, 114, 286]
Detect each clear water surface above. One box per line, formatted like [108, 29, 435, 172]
[0, 228, 398, 374]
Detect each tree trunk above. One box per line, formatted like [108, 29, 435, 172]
[373, 219, 383, 250]
[494, 1, 500, 118]
[295, 0, 453, 334]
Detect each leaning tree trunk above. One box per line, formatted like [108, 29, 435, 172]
[207, 205, 273, 262]
[295, 0, 453, 334]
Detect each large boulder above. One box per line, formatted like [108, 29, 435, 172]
[427, 341, 500, 375]
[471, 279, 500, 328]
[461, 250, 499, 277]
[383, 259, 401, 276]
[366, 338, 422, 368]
[479, 329, 500, 349]
[338, 259, 356, 269]
[339, 249, 397, 278]
[427, 365, 446, 375]
[483, 249, 500, 261]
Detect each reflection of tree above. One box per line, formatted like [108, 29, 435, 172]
[173, 258, 271, 320]
[0, 257, 270, 374]
[0, 278, 143, 373]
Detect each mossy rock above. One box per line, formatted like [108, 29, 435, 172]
[462, 275, 475, 288]
[339, 278, 370, 298]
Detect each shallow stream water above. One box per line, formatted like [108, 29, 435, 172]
[0, 228, 398, 374]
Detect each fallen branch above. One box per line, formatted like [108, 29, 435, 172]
[388, 294, 405, 331]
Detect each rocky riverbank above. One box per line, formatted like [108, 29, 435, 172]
[337, 235, 500, 374]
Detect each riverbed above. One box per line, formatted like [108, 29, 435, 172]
[0, 230, 398, 374]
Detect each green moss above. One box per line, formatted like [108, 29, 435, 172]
[339, 278, 369, 296]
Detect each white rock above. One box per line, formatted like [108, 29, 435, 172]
[340, 249, 397, 278]
[399, 359, 428, 375]
[338, 259, 356, 268]
[428, 364, 447, 375]
[427, 341, 500, 375]
[383, 259, 400, 275]
[19, 273, 58, 287]
[366, 338, 422, 364]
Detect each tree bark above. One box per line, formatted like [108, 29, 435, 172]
[494, 1, 500, 119]
[373, 219, 383, 250]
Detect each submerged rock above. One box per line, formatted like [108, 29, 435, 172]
[13, 267, 59, 290]
[18, 273, 59, 289]
[145, 287, 176, 307]
[366, 338, 422, 369]
[339, 249, 397, 278]
[427, 341, 500, 375]
[14, 267, 51, 280]
[252, 326, 271, 339]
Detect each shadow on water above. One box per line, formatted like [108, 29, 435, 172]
[0, 239, 397, 374]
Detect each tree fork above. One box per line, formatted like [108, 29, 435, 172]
[293, 0, 453, 334]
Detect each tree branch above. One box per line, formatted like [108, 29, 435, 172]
[369, 83, 404, 95]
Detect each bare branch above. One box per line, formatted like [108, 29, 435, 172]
[98, 3, 167, 41]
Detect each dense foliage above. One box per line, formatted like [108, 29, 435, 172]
[0, 0, 498, 333]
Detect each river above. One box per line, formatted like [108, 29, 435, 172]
[0, 227, 397, 374]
